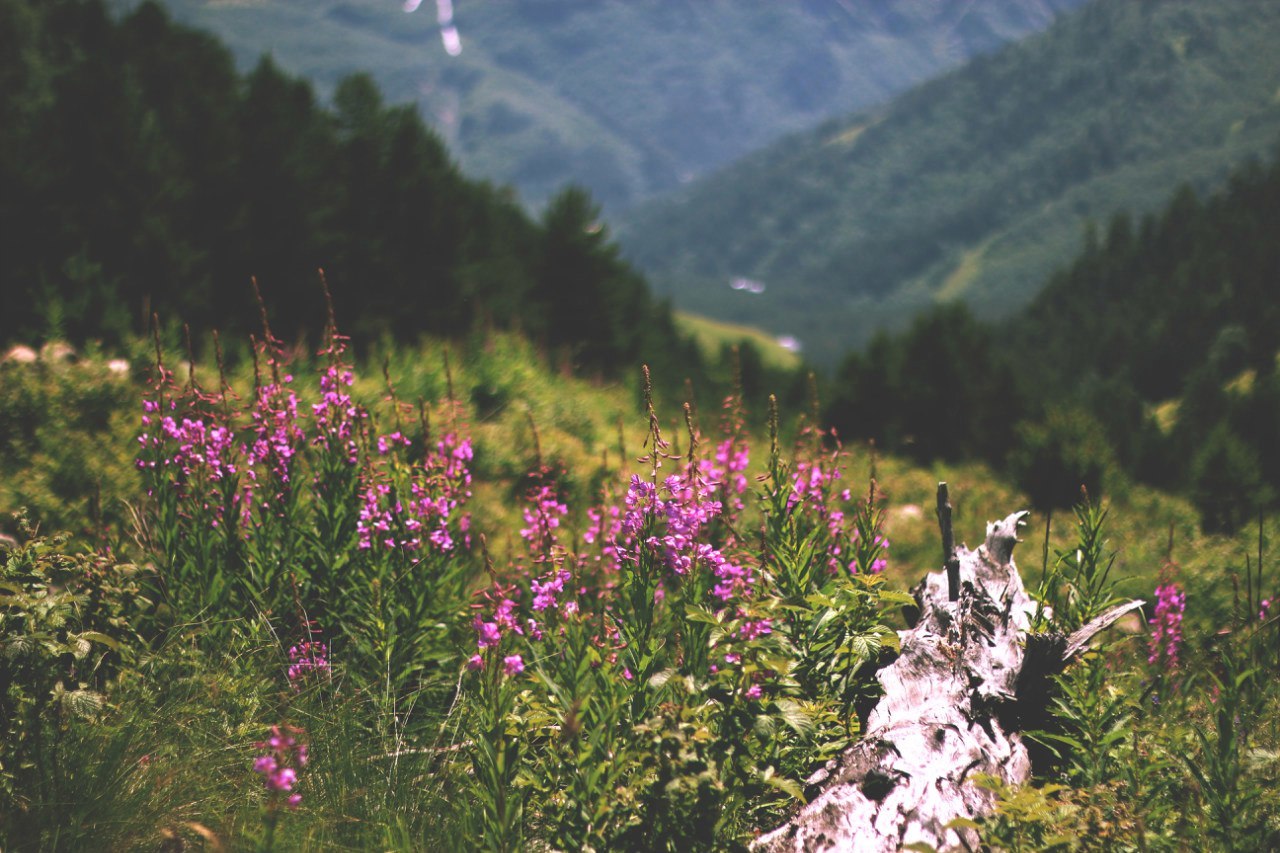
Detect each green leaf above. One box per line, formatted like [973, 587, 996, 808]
[3, 635, 36, 659]
[648, 667, 676, 689]
[761, 771, 805, 802]
[684, 608, 723, 627]
[878, 590, 918, 607]
[62, 689, 105, 719]
[773, 699, 815, 736]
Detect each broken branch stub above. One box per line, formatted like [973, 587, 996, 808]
[752, 509, 1141, 852]
[936, 482, 959, 602]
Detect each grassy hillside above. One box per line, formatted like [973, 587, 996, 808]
[674, 311, 802, 373]
[620, 0, 1280, 366]
[113, 0, 1084, 211]
[1, 330, 1263, 627]
[4, 329, 1277, 850]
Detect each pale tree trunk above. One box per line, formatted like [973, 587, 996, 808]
[753, 486, 1142, 852]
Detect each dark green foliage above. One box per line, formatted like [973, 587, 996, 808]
[826, 302, 1019, 466]
[1190, 424, 1270, 535]
[1009, 406, 1115, 511]
[827, 147, 1280, 530]
[0, 0, 694, 381]
[1013, 157, 1280, 404]
[0, 356, 140, 535]
[0, 516, 146, 843]
[1011, 152, 1280, 525]
[537, 187, 656, 371]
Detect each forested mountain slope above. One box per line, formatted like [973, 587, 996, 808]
[112, 0, 1083, 211]
[827, 150, 1280, 529]
[621, 0, 1280, 366]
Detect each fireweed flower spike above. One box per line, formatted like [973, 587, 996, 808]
[1148, 582, 1186, 668]
[618, 468, 754, 604]
[247, 377, 303, 496]
[287, 641, 331, 690]
[472, 582, 529, 656]
[253, 724, 308, 807]
[520, 484, 568, 552]
[312, 363, 364, 465]
[355, 431, 474, 552]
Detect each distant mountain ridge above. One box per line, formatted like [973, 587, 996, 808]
[619, 0, 1280, 366]
[116, 0, 1084, 211]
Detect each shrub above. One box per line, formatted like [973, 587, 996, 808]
[1009, 405, 1116, 510]
[0, 513, 146, 846]
[1189, 423, 1270, 534]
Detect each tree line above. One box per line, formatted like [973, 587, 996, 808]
[0, 0, 701, 382]
[828, 150, 1280, 531]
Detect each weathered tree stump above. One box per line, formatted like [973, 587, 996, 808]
[754, 487, 1142, 852]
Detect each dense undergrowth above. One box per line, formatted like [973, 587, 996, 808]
[1, 322, 1277, 850]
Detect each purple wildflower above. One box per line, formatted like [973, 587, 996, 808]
[520, 484, 567, 550]
[475, 619, 502, 649]
[355, 432, 473, 553]
[531, 568, 571, 612]
[738, 619, 773, 641]
[1148, 583, 1186, 667]
[286, 641, 330, 689]
[311, 365, 364, 464]
[253, 724, 308, 808]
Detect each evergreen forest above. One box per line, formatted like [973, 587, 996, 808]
[0, 0, 699, 383]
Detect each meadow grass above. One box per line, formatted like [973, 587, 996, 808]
[1, 332, 1277, 850]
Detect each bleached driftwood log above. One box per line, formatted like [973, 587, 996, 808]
[754, 485, 1142, 853]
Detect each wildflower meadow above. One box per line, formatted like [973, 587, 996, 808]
[0, 315, 1277, 850]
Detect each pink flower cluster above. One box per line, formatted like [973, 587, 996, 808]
[471, 583, 542, 673]
[311, 365, 363, 464]
[137, 406, 237, 485]
[862, 533, 890, 575]
[738, 619, 773, 641]
[253, 724, 308, 808]
[416, 432, 475, 550]
[242, 378, 304, 521]
[376, 430, 412, 456]
[788, 456, 889, 575]
[287, 641, 330, 689]
[248, 379, 302, 483]
[355, 433, 473, 552]
[520, 484, 568, 550]
[531, 568, 571, 611]
[623, 472, 752, 603]
[1148, 583, 1186, 667]
[137, 399, 240, 527]
[709, 438, 751, 513]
